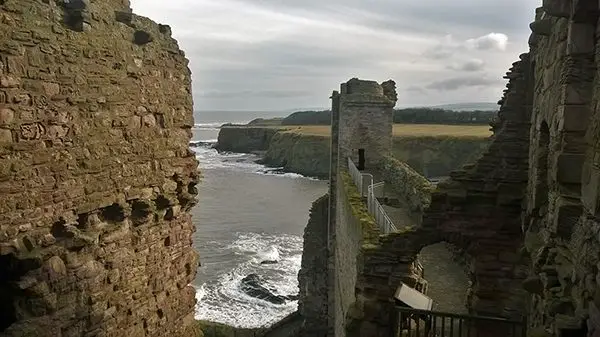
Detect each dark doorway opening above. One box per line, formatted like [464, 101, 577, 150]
[0, 254, 40, 332]
[358, 149, 365, 170]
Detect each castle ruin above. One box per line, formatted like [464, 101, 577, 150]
[298, 1, 600, 336]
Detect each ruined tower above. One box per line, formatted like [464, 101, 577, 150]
[0, 1, 200, 336]
[334, 78, 397, 170]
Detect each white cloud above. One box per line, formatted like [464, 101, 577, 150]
[466, 33, 509, 51]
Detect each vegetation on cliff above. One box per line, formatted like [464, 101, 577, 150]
[247, 108, 498, 126]
[379, 156, 434, 213]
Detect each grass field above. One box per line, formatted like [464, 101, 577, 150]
[280, 124, 492, 138]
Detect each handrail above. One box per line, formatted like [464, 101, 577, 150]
[348, 157, 398, 234]
[367, 180, 397, 234]
[395, 307, 524, 324]
[347, 157, 372, 197]
[394, 306, 527, 337]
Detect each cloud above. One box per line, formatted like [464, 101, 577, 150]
[424, 33, 509, 61]
[425, 76, 499, 91]
[130, 0, 538, 110]
[447, 59, 486, 72]
[466, 33, 508, 51]
[198, 89, 313, 98]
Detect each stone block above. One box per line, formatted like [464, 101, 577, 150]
[0, 75, 20, 88]
[556, 153, 585, 184]
[567, 22, 596, 55]
[553, 198, 583, 239]
[562, 84, 593, 105]
[582, 159, 600, 215]
[0, 108, 14, 125]
[0, 128, 13, 143]
[530, 19, 552, 36]
[557, 105, 590, 132]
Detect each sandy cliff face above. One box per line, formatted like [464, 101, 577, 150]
[0, 1, 199, 336]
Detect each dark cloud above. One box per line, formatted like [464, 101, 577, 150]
[425, 76, 499, 91]
[447, 59, 486, 72]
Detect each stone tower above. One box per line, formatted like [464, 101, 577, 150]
[333, 78, 397, 170]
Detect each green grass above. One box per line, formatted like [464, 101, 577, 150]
[278, 124, 492, 138]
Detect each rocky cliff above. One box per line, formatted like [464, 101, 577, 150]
[262, 131, 331, 178]
[391, 135, 489, 177]
[215, 126, 279, 153]
[216, 126, 489, 179]
[0, 1, 199, 336]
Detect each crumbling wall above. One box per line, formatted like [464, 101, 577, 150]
[297, 194, 329, 336]
[421, 55, 533, 321]
[380, 155, 434, 224]
[0, 1, 199, 336]
[522, 1, 600, 335]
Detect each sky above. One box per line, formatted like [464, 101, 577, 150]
[130, 0, 540, 111]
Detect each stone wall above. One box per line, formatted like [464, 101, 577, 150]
[0, 1, 199, 336]
[419, 55, 533, 321]
[523, 1, 600, 335]
[379, 156, 434, 224]
[297, 194, 329, 336]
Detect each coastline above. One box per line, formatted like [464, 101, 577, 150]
[215, 124, 492, 179]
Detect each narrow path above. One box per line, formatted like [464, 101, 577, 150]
[381, 194, 469, 314]
[419, 243, 469, 314]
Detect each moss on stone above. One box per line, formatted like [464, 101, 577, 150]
[380, 156, 434, 212]
[340, 170, 380, 245]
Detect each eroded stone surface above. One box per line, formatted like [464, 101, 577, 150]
[0, 1, 199, 336]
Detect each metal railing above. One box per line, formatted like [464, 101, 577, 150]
[368, 181, 397, 234]
[347, 157, 372, 197]
[394, 307, 526, 337]
[348, 157, 398, 234]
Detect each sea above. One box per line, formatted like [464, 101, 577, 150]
[190, 111, 328, 328]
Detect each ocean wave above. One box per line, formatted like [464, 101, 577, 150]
[193, 122, 225, 130]
[189, 139, 218, 148]
[193, 121, 250, 131]
[194, 232, 302, 328]
[189, 142, 317, 180]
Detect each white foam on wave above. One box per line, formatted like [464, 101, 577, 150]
[190, 143, 318, 181]
[193, 122, 224, 131]
[193, 121, 250, 131]
[195, 232, 303, 328]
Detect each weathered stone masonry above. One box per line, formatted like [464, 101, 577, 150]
[0, 1, 199, 336]
[524, 0, 600, 335]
